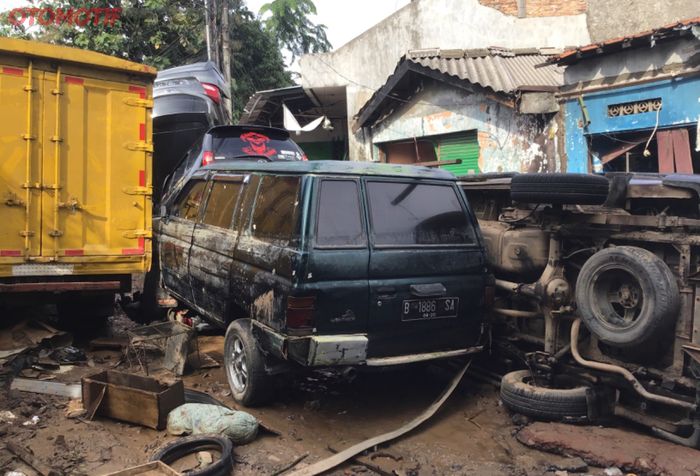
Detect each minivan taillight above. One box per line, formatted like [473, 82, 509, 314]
[286, 296, 316, 330]
[201, 82, 221, 104]
[202, 150, 214, 166]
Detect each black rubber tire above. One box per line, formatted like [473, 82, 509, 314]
[510, 173, 609, 205]
[150, 434, 233, 476]
[224, 319, 273, 406]
[500, 370, 590, 421]
[575, 246, 680, 349]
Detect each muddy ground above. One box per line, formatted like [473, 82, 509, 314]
[0, 309, 698, 476]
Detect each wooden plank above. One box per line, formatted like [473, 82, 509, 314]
[657, 130, 675, 173]
[11, 378, 81, 399]
[671, 128, 693, 173]
[7, 442, 61, 476]
[101, 461, 180, 476]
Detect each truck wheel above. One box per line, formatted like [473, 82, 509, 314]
[224, 319, 273, 406]
[575, 246, 679, 349]
[510, 173, 609, 205]
[500, 370, 590, 421]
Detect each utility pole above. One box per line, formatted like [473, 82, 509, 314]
[204, 0, 214, 62]
[220, 0, 233, 121]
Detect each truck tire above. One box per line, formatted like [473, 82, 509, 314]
[575, 246, 680, 349]
[500, 370, 590, 421]
[510, 173, 609, 205]
[224, 319, 273, 406]
[150, 434, 233, 476]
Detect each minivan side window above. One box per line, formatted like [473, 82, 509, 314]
[174, 180, 208, 221]
[252, 175, 301, 243]
[202, 180, 242, 229]
[316, 180, 365, 247]
[366, 181, 475, 246]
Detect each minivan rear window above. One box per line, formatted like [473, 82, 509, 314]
[366, 181, 474, 246]
[212, 132, 304, 161]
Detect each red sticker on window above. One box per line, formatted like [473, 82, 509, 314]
[240, 132, 277, 157]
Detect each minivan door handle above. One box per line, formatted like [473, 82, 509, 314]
[377, 286, 397, 299]
[410, 283, 446, 298]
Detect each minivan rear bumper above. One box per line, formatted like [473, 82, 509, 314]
[252, 322, 482, 367]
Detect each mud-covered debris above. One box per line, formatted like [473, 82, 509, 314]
[167, 403, 259, 444]
[546, 456, 588, 473]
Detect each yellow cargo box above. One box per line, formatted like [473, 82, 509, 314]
[0, 37, 156, 299]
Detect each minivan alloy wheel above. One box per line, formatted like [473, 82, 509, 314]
[229, 336, 248, 392]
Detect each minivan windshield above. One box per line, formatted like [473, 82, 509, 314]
[366, 181, 475, 246]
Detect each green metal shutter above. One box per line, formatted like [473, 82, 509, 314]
[299, 141, 334, 161]
[435, 131, 480, 176]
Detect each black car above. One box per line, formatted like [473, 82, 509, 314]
[153, 61, 230, 202]
[156, 160, 492, 405]
[160, 125, 306, 208]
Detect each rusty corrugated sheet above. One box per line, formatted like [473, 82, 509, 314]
[406, 47, 564, 94]
[555, 16, 700, 65]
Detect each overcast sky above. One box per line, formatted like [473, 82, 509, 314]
[3, 0, 411, 51]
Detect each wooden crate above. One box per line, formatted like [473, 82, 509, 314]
[82, 370, 184, 430]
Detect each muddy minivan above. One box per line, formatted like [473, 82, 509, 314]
[157, 160, 491, 405]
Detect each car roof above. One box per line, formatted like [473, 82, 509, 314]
[202, 160, 457, 180]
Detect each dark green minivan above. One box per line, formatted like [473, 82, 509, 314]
[157, 160, 491, 405]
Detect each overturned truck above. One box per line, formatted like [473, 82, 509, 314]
[460, 172, 700, 448]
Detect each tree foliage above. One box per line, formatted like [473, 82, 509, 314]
[0, 0, 294, 121]
[260, 0, 331, 60]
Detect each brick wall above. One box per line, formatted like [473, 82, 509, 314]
[479, 0, 588, 17]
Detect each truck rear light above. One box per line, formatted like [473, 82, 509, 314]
[201, 82, 221, 104]
[286, 295, 316, 329]
[202, 150, 215, 166]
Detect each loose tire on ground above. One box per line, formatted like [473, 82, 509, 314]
[575, 246, 680, 349]
[224, 319, 273, 406]
[510, 173, 609, 205]
[500, 370, 590, 421]
[150, 434, 233, 476]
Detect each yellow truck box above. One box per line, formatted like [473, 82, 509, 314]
[0, 37, 156, 314]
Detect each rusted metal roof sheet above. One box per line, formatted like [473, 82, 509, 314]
[555, 17, 700, 65]
[405, 47, 564, 94]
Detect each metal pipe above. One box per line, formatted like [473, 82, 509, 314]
[570, 319, 696, 411]
[495, 279, 520, 292]
[492, 307, 540, 318]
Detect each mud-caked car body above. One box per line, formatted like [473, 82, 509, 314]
[156, 160, 492, 405]
[460, 172, 700, 448]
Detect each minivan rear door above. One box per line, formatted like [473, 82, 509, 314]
[364, 179, 485, 358]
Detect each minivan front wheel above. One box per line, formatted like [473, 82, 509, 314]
[224, 319, 272, 406]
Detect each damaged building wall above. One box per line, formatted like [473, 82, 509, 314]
[562, 36, 700, 173]
[370, 84, 560, 173]
[299, 0, 589, 161]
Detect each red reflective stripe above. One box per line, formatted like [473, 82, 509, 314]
[0, 250, 22, 257]
[139, 123, 146, 141]
[65, 76, 84, 85]
[139, 170, 146, 187]
[122, 237, 145, 255]
[64, 249, 84, 256]
[2, 67, 23, 76]
[129, 85, 146, 99]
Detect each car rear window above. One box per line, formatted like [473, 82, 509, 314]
[366, 181, 475, 246]
[316, 180, 365, 247]
[212, 131, 304, 161]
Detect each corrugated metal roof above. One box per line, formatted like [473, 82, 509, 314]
[555, 17, 700, 65]
[405, 47, 564, 94]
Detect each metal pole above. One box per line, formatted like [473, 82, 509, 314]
[221, 0, 233, 121]
[204, 0, 213, 62]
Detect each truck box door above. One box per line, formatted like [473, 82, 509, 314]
[0, 64, 43, 259]
[41, 71, 150, 259]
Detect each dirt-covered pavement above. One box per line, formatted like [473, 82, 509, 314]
[1, 309, 697, 476]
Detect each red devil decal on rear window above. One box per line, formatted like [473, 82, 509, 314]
[240, 132, 277, 157]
